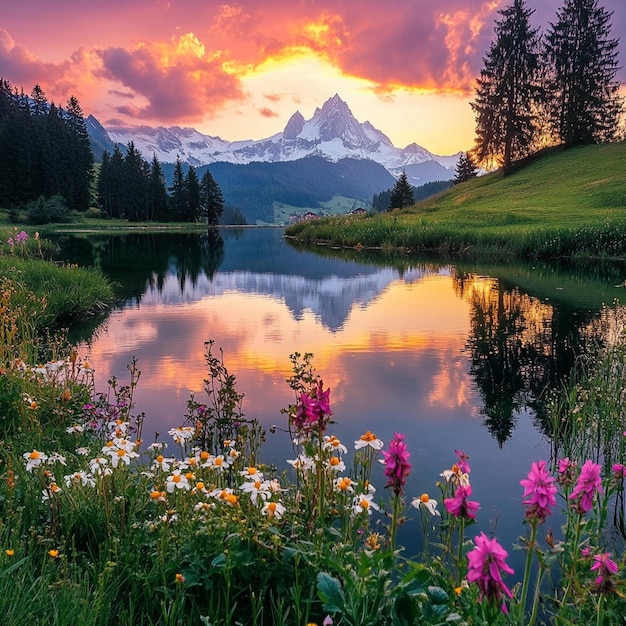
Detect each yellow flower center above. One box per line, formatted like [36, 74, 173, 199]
[117, 449, 126, 457]
[195, 481, 205, 490]
[420, 493, 430, 503]
[215, 458, 223, 466]
[330, 457, 340, 466]
[360, 431, 377, 441]
[225, 494, 238, 506]
[200, 451, 209, 461]
[173, 475, 181, 483]
[5, 549, 14, 557]
[360, 499, 370, 509]
[156, 455, 164, 463]
[247, 467, 257, 475]
[29, 451, 40, 460]
[254, 480, 261, 489]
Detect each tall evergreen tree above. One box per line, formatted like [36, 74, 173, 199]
[471, 0, 542, 172]
[183, 165, 201, 222]
[147, 154, 170, 221]
[169, 155, 186, 221]
[543, 0, 623, 146]
[388, 171, 415, 210]
[454, 152, 479, 184]
[64, 95, 94, 211]
[200, 168, 224, 225]
[122, 141, 149, 221]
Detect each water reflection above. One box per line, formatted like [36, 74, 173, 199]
[54, 230, 626, 453]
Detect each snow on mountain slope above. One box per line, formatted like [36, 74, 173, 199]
[102, 94, 459, 182]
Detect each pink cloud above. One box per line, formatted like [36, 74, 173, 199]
[258, 106, 279, 118]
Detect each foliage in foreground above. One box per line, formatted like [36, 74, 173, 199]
[1, 304, 626, 623]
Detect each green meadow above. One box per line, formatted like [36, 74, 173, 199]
[285, 142, 626, 259]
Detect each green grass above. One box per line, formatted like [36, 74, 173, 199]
[285, 142, 626, 259]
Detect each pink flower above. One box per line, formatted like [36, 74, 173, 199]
[591, 552, 619, 594]
[611, 463, 626, 480]
[569, 460, 603, 513]
[293, 382, 333, 435]
[467, 532, 514, 608]
[444, 484, 480, 520]
[455, 449, 471, 474]
[557, 457, 577, 486]
[381, 432, 411, 496]
[520, 460, 557, 522]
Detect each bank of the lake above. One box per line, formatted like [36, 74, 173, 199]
[285, 142, 626, 260]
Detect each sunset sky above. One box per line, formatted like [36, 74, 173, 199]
[2, 0, 625, 155]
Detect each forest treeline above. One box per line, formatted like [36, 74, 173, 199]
[0, 80, 226, 224]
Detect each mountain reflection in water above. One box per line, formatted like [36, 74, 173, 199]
[53, 227, 626, 564]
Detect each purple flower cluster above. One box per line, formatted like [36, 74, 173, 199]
[293, 380, 333, 435]
[467, 532, 514, 610]
[520, 460, 557, 522]
[381, 432, 412, 496]
[569, 460, 603, 514]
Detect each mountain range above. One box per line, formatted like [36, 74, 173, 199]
[87, 95, 460, 224]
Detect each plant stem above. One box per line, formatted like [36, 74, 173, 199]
[519, 520, 538, 619]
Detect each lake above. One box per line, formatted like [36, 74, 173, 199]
[55, 227, 626, 569]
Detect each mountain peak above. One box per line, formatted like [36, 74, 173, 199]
[283, 110, 305, 139]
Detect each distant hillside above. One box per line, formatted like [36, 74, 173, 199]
[286, 142, 626, 259]
[162, 156, 396, 224]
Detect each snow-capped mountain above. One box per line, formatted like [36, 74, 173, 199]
[93, 94, 459, 185]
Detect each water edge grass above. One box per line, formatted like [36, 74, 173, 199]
[285, 142, 626, 260]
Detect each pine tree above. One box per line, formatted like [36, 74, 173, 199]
[64, 95, 94, 210]
[183, 165, 201, 222]
[147, 154, 170, 221]
[200, 168, 224, 225]
[454, 152, 479, 184]
[471, 0, 542, 172]
[123, 141, 149, 221]
[543, 0, 623, 146]
[169, 155, 186, 221]
[388, 171, 415, 210]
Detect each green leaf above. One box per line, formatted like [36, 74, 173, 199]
[316, 571, 345, 613]
[427, 586, 449, 605]
[392, 592, 418, 625]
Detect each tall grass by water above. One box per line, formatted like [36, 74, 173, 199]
[286, 142, 626, 259]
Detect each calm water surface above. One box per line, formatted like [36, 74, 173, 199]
[56, 227, 626, 566]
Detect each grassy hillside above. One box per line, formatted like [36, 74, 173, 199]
[285, 142, 626, 259]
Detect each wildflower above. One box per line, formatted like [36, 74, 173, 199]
[591, 552, 619, 594]
[240, 466, 264, 480]
[23, 450, 48, 472]
[216, 489, 239, 507]
[65, 424, 85, 434]
[352, 493, 380, 515]
[89, 457, 112, 476]
[467, 532, 514, 609]
[354, 431, 383, 450]
[287, 454, 315, 472]
[47, 452, 67, 466]
[175, 573, 185, 583]
[42, 482, 62, 501]
[455, 449, 471, 474]
[440, 464, 470, 487]
[152, 455, 174, 472]
[261, 500, 286, 520]
[411, 493, 441, 516]
[323, 435, 347, 454]
[364, 532, 382, 553]
[150, 489, 166, 502]
[64, 471, 96, 488]
[557, 457, 577, 486]
[209, 455, 227, 471]
[166, 470, 190, 493]
[520, 460, 557, 522]
[168, 426, 194, 444]
[444, 484, 480, 520]
[240, 479, 272, 504]
[323, 617, 333, 626]
[326, 456, 346, 472]
[5, 550, 14, 557]
[569, 460, 603, 514]
[381, 432, 411, 496]
[48, 549, 60, 559]
[334, 476, 354, 493]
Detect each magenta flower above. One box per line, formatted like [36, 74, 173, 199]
[444, 484, 480, 520]
[520, 460, 557, 522]
[292, 382, 333, 435]
[467, 532, 514, 608]
[381, 432, 411, 496]
[455, 449, 471, 474]
[557, 457, 577, 486]
[591, 552, 619, 594]
[569, 460, 603, 513]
